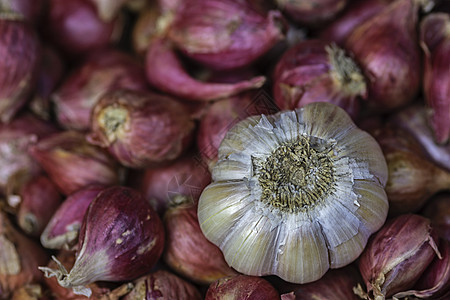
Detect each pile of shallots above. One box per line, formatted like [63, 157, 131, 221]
[0, 0, 449, 299]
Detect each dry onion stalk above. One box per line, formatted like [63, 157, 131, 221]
[198, 102, 388, 284]
[0, 211, 49, 299]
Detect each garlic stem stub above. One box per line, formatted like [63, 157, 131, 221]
[198, 102, 389, 284]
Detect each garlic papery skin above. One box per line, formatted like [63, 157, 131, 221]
[198, 102, 389, 284]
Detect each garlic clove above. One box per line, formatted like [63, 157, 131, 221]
[311, 199, 363, 268]
[352, 181, 389, 234]
[275, 218, 330, 284]
[217, 115, 262, 157]
[198, 181, 254, 245]
[211, 154, 253, 182]
[219, 209, 283, 277]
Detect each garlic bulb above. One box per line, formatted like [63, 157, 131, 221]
[198, 102, 389, 284]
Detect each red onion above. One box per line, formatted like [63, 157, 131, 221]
[344, 0, 423, 112]
[17, 175, 62, 238]
[0, 211, 49, 300]
[0, 12, 40, 123]
[421, 13, 450, 144]
[39, 186, 165, 297]
[129, 151, 211, 215]
[392, 240, 449, 299]
[29, 131, 120, 195]
[205, 275, 280, 300]
[145, 38, 266, 101]
[0, 0, 44, 23]
[87, 89, 195, 168]
[29, 45, 66, 121]
[275, 0, 347, 26]
[163, 198, 238, 284]
[277, 266, 362, 300]
[422, 193, 450, 241]
[273, 39, 366, 119]
[167, 0, 286, 70]
[90, 0, 129, 22]
[40, 185, 106, 250]
[0, 113, 57, 198]
[43, 0, 122, 57]
[390, 104, 450, 172]
[370, 122, 450, 215]
[123, 270, 202, 300]
[319, 0, 393, 46]
[52, 48, 148, 131]
[356, 214, 441, 299]
[197, 91, 278, 169]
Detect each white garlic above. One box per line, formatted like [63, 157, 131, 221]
[197, 102, 388, 284]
